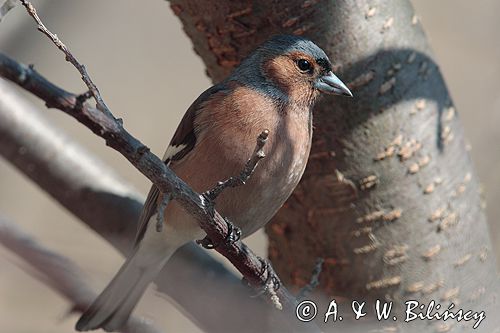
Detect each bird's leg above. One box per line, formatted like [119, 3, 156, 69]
[196, 217, 241, 249]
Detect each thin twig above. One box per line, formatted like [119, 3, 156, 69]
[204, 130, 269, 201]
[0, 215, 164, 333]
[0, 0, 16, 22]
[297, 258, 324, 299]
[19, 0, 111, 116]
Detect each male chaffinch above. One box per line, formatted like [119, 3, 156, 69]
[76, 34, 352, 332]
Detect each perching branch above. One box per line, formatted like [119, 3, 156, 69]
[0, 78, 270, 333]
[0, 50, 300, 314]
[0, 51, 290, 309]
[0, 215, 164, 333]
[1, 3, 311, 330]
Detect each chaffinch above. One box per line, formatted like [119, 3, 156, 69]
[76, 34, 352, 332]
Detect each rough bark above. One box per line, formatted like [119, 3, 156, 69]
[171, 0, 498, 331]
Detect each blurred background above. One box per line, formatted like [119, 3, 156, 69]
[0, 1, 498, 332]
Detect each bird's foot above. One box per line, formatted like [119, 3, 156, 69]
[196, 217, 241, 249]
[223, 217, 242, 243]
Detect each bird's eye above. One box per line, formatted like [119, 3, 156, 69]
[297, 59, 312, 72]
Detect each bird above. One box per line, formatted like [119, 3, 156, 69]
[76, 34, 352, 332]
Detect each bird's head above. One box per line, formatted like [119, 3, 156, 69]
[234, 35, 352, 107]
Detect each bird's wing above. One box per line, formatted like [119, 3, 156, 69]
[134, 84, 227, 246]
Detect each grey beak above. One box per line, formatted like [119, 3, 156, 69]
[314, 71, 353, 97]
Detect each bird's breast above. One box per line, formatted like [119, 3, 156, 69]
[234, 108, 312, 235]
[173, 85, 313, 237]
[209, 105, 312, 236]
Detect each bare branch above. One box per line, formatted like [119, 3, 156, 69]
[0, 51, 279, 300]
[0, 215, 164, 333]
[0, 79, 270, 333]
[19, 0, 111, 116]
[0, 0, 16, 23]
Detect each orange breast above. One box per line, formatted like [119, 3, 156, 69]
[171, 83, 312, 236]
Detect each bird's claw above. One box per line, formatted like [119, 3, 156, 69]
[196, 217, 241, 249]
[224, 217, 242, 243]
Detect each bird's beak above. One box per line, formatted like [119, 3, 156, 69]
[314, 71, 353, 97]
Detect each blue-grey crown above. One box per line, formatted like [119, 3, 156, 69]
[258, 35, 329, 63]
[234, 35, 331, 77]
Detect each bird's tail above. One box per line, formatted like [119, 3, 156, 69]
[75, 242, 176, 332]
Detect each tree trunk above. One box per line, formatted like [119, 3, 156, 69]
[171, 0, 498, 331]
